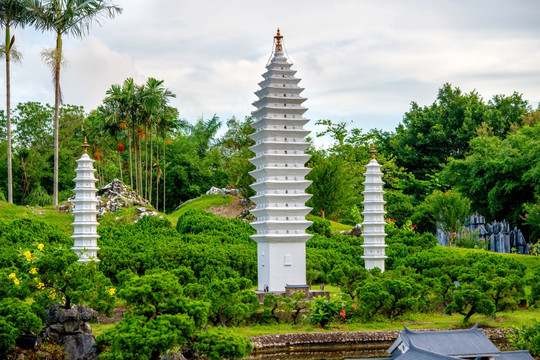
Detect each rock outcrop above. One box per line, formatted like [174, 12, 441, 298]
[206, 186, 240, 196]
[59, 179, 158, 219]
[41, 303, 99, 360]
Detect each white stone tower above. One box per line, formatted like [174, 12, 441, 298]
[71, 138, 100, 262]
[249, 29, 312, 292]
[361, 145, 387, 271]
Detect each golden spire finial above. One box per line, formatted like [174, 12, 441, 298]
[370, 143, 377, 159]
[82, 137, 89, 154]
[274, 27, 283, 52]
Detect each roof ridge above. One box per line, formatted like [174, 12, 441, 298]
[403, 324, 482, 335]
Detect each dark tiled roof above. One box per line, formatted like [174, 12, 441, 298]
[396, 345, 460, 360]
[350, 344, 459, 360]
[497, 350, 534, 360]
[389, 324, 500, 357]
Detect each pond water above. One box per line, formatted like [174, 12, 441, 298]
[245, 343, 391, 360]
[244, 339, 512, 360]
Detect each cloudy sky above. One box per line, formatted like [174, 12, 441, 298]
[2, 0, 539, 143]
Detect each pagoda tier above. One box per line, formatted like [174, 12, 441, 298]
[71, 145, 100, 262]
[249, 30, 312, 292]
[361, 152, 387, 272]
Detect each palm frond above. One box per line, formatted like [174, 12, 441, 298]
[41, 47, 68, 103]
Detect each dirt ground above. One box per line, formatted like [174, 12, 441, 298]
[205, 198, 247, 219]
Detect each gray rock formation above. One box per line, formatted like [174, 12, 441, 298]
[206, 186, 240, 196]
[59, 179, 159, 220]
[41, 303, 99, 360]
[436, 213, 530, 254]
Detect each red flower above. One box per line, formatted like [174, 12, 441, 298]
[117, 143, 125, 152]
[340, 309, 346, 319]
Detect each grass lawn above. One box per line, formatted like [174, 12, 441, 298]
[306, 214, 354, 234]
[451, 247, 540, 277]
[231, 307, 540, 337]
[0, 202, 74, 234]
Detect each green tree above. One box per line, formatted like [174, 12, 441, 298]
[508, 320, 540, 357]
[390, 84, 530, 180]
[204, 277, 259, 327]
[29, 0, 122, 206]
[445, 274, 496, 323]
[192, 328, 253, 360]
[218, 116, 255, 198]
[0, 297, 42, 357]
[425, 190, 471, 247]
[0, 0, 30, 204]
[443, 123, 539, 229]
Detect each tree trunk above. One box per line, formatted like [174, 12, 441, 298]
[149, 125, 153, 205]
[138, 136, 143, 197]
[128, 127, 133, 187]
[163, 138, 166, 212]
[155, 136, 160, 210]
[117, 150, 123, 182]
[53, 32, 62, 207]
[5, 25, 13, 203]
[145, 128, 148, 200]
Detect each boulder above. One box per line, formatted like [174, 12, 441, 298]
[40, 304, 98, 360]
[60, 179, 159, 220]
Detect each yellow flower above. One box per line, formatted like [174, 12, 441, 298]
[37, 282, 45, 290]
[8, 273, 16, 279]
[108, 288, 116, 296]
[24, 251, 32, 261]
[48, 291, 56, 300]
[29, 268, 38, 275]
[37, 243, 44, 251]
[13, 278, 20, 285]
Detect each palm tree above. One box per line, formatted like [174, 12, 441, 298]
[28, 0, 122, 206]
[140, 77, 174, 204]
[0, 0, 30, 203]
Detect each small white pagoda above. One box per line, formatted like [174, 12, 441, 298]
[71, 138, 100, 262]
[249, 29, 312, 292]
[361, 145, 387, 271]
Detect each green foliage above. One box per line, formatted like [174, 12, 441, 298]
[24, 184, 53, 206]
[309, 296, 341, 328]
[390, 84, 530, 180]
[384, 190, 414, 228]
[443, 123, 540, 229]
[0, 297, 43, 357]
[99, 271, 204, 360]
[193, 328, 253, 360]
[424, 189, 471, 247]
[203, 277, 259, 326]
[508, 320, 540, 357]
[307, 150, 362, 222]
[0, 297, 42, 334]
[327, 264, 369, 298]
[307, 217, 331, 237]
[218, 116, 255, 199]
[99, 270, 251, 360]
[523, 202, 540, 242]
[0, 319, 18, 358]
[32, 247, 116, 317]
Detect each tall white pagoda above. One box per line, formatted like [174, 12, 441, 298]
[361, 145, 387, 271]
[249, 29, 312, 292]
[71, 138, 100, 262]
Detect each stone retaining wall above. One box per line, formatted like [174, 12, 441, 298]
[249, 327, 509, 351]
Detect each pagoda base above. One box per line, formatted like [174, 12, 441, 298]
[71, 246, 100, 262]
[257, 241, 306, 292]
[363, 256, 387, 272]
[254, 289, 330, 304]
